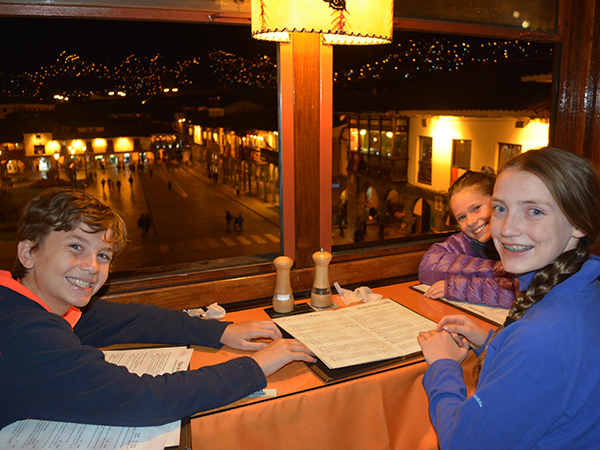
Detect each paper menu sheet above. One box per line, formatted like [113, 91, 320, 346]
[0, 346, 194, 450]
[411, 283, 510, 326]
[273, 298, 435, 369]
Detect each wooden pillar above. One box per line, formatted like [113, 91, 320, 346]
[278, 33, 333, 268]
[554, 0, 600, 165]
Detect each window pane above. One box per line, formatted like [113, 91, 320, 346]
[498, 143, 522, 167]
[452, 139, 472, 170]
[394, 0, 558, 33]
[0, 18, 281, 274]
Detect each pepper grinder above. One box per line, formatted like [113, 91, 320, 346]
[272, 256, 295, 313]
[311, 249, 332, 308]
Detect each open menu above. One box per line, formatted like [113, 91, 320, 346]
[410, 283, 510, 326]
[271, 298, 435, 377]
[0, 346, 194, 450]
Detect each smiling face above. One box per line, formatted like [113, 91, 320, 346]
[18, 225, 114, 316]
[490, 169, 585, 276]
[450, 188, 493, 243]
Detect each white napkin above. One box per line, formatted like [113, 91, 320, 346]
[334, 282, 383, 306]
[201, 302, 226, 319]
[184, 307, 204, 317]
[184, 302, 226, 319]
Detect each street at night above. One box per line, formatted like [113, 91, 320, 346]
[0, 162, 281, 273]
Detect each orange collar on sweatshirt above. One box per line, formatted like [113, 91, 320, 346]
[0, 270, 82, 330]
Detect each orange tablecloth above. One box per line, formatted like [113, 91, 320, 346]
[190, 282, 494, 450]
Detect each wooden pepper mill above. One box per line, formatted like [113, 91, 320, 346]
[272, 256, 295, 313]
[311, 249, 332, 308]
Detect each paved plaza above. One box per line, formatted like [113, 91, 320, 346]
[0, 161, 395, 274]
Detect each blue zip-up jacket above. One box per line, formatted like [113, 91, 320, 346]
[0, 271, 266, 430]
[423, 255, 600, 449]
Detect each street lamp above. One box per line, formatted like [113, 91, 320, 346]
[53, 151, 60, 185]
[70, 148, 76, 181]
[82, 145, 88, 180]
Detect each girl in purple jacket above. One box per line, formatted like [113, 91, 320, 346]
[418, 167, 515, 307]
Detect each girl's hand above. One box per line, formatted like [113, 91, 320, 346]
[417, 329, 469, 365]
[423, 280, 446, 299]
[436, 315, 489, 349]
[220, 320, 283, 351]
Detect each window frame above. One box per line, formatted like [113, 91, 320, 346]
[0, 1, 568, 304]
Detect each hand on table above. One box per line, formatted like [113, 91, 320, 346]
[436, 314, 489, 349]
[251, 338, 316, 377]
[220, 320, 283, 351]
[417, 329, 469, 366]
[423, 280, 446, 299]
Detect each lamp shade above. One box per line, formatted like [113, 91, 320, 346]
[251, 0, 393, 45]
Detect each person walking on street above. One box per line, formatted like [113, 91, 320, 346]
[142, 213, 151, 238]
[225, 210, 233, 231]
[138, 214, 146, 238]
[234, 213, 244, 231]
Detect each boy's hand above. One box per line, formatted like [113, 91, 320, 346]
[220, 320, 283, 351]
[251, 339, 316, 377]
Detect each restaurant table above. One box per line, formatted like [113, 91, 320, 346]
[189, 281, 498, 450]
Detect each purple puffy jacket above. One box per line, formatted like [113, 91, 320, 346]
[418, 232, 515, 307]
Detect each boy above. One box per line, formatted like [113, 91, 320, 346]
[0, 188, 314, 430]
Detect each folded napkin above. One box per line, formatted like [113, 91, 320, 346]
[184, 302, 226, 319]
[202, 302, 226, 319]
[334, 282, 383, 306]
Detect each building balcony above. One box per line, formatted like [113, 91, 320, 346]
[347, 151, 408, 183]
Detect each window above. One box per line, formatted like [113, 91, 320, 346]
[498, 143, 522, 168]
[418, 136, 432, 185]
[0, 2, 562, 287]
[452, 139, 471, 170]
[451, 139, 471, 185]
[395, 0, 558, 33]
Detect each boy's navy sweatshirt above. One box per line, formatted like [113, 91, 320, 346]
[0, 270, 266, 430]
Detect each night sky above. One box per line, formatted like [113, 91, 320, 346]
[0, 16, 410, 74]
[0, 17, 275, 73]
[0, 15, 554, 102]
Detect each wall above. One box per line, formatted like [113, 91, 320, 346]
[24, 132, 54, 156]
[409, 114, 549, 191]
